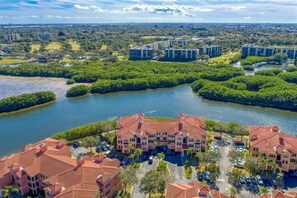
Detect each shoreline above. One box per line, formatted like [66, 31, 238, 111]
[0, 101, 56, 117]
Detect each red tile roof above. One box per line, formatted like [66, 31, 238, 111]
[0, 138, 121, 198]
[260, 190, 297, 198]
[117, 114, 206, 139]
[166, 182, 228, 198]
[249, 126, 297, 154]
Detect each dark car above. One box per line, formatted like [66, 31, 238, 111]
[239, 175, 245, 184]
[234, 140, 245, 146]
[245, 176, 252, 185]
[214, 136, 222, 140]
[72, 142, 80, 149]
[120, 158, 131, 166]
[256, 175, 264, 186]
[148, 156, 153, 165]
[95, 147, 102, 153]
[197, 173, 204, 181]
[102, 146, 108, 151]
[204, 171, 211, 181]
[251, 177, 257, 185]
[106, 152, 115, 158]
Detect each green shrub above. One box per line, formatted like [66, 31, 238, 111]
[242, 65, 254, 71]
[66, 79, 76, 84]
[52, 120, 117, 141]
[66, 85, 89, 97]
[0, 91, 56, 113]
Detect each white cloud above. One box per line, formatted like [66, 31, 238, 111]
[74, 4, 90, 10]
[230, 5, 247, 10]
[244, 16, 252, 20]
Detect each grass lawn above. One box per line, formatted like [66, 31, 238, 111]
[0, 57, 30, 64]
[209, 51, 241, 64]
[45, 42, 62, 51]
[100, 44, 108, 50]
[30, 44, 41, 53]
[69, 40, 80, 51]
[61, 56, 72, 63]
[141, 36, 159, 40]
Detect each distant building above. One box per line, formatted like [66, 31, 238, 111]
[129, 45, 154, 60]
[198, 45, 222, 58]
[281, 48, 297, 59]
[165, 48, 198, 61]
[0, 138, 121, 198]
[169, 39, 189, 47]
[3, 33, 21, 42]
[34, 33, 52, 40]
[241, 44, 275, 58]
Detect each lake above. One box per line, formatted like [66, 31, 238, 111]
[0, 77, 297, 156]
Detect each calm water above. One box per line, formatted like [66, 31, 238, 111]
[0, 83, 297, 156]
[232, 61, 284, 75]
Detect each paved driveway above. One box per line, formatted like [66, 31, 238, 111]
[131, 157, 158, 198]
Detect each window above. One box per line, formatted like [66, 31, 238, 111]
[27, 176, 31, 181]
[163, 137, 167, 141]
[176, 142, 181, 146]
[292, 153, 297, 157]
[130, 138, 135, 142]
[28, 183, 32, 187]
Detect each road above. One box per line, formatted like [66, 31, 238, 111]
[131, 158, 158, 198]
[216, 136, 233, 195]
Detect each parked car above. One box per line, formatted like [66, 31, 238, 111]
[234, 141, 244, 146]
[239, 175, 245, 184]
[256, 175, 264, 186]
[95, 147, 102, 153]
[251, 177, 258, 185]
[72, 141, 80, 149]
[214, 136, 222, 140]
[204, 171, 211, 181]
[148, 156, 153, 165]
[245, 176, 252, 185]
[197, 173, 204, 181]
[106, 152, 115, 158]
[120, 158, 131, 166]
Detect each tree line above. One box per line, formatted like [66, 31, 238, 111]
[192, 76, 297, 111]
[0, 91, 56, 113]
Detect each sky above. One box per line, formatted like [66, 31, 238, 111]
[0, 0, 296, 24]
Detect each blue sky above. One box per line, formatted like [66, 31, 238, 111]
[0, 0, 296, 23]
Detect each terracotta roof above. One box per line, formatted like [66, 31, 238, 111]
[249, 126, 297, 154]
[260, 191, 297, 198]
[165, 182, 228, 198]
[117, 114, 206, 139]
[0, 138, 121, 198]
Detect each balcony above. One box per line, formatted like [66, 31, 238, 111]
[136, 144, 141, 148]
[182, 144, 188, 149]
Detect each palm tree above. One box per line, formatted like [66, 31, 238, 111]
[259, 187, 269, 195]
[276, 172, 284, 190]
[229, 186, 238, 198]
[259, 157, 268, 173]
[270, 161, 278, 175]
[0, 185, 20, 198]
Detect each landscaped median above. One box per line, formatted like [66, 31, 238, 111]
[0, 91, 56, 114]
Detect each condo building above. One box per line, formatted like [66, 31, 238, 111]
[116, 114, 207, 154]
[249, 126, 297, 172]
[165, 48, 198, 61]
[0, 138, 121, 198]
[241, 44, 275, 58]
[166, 182, 228, 198]
[129, 45, 154, 60]
[3, 34, 21, 42]
[198, 45, 222, 58]
[281, 48, 297, 59]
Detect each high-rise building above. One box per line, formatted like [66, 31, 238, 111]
[281, 48, 297, 59]
[129, 45, 154, 60]
[198, 45, 222, 58]
[165, 48, 198, 61]
[3, 33, 21, 42]
[241, 44, 275, 58]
